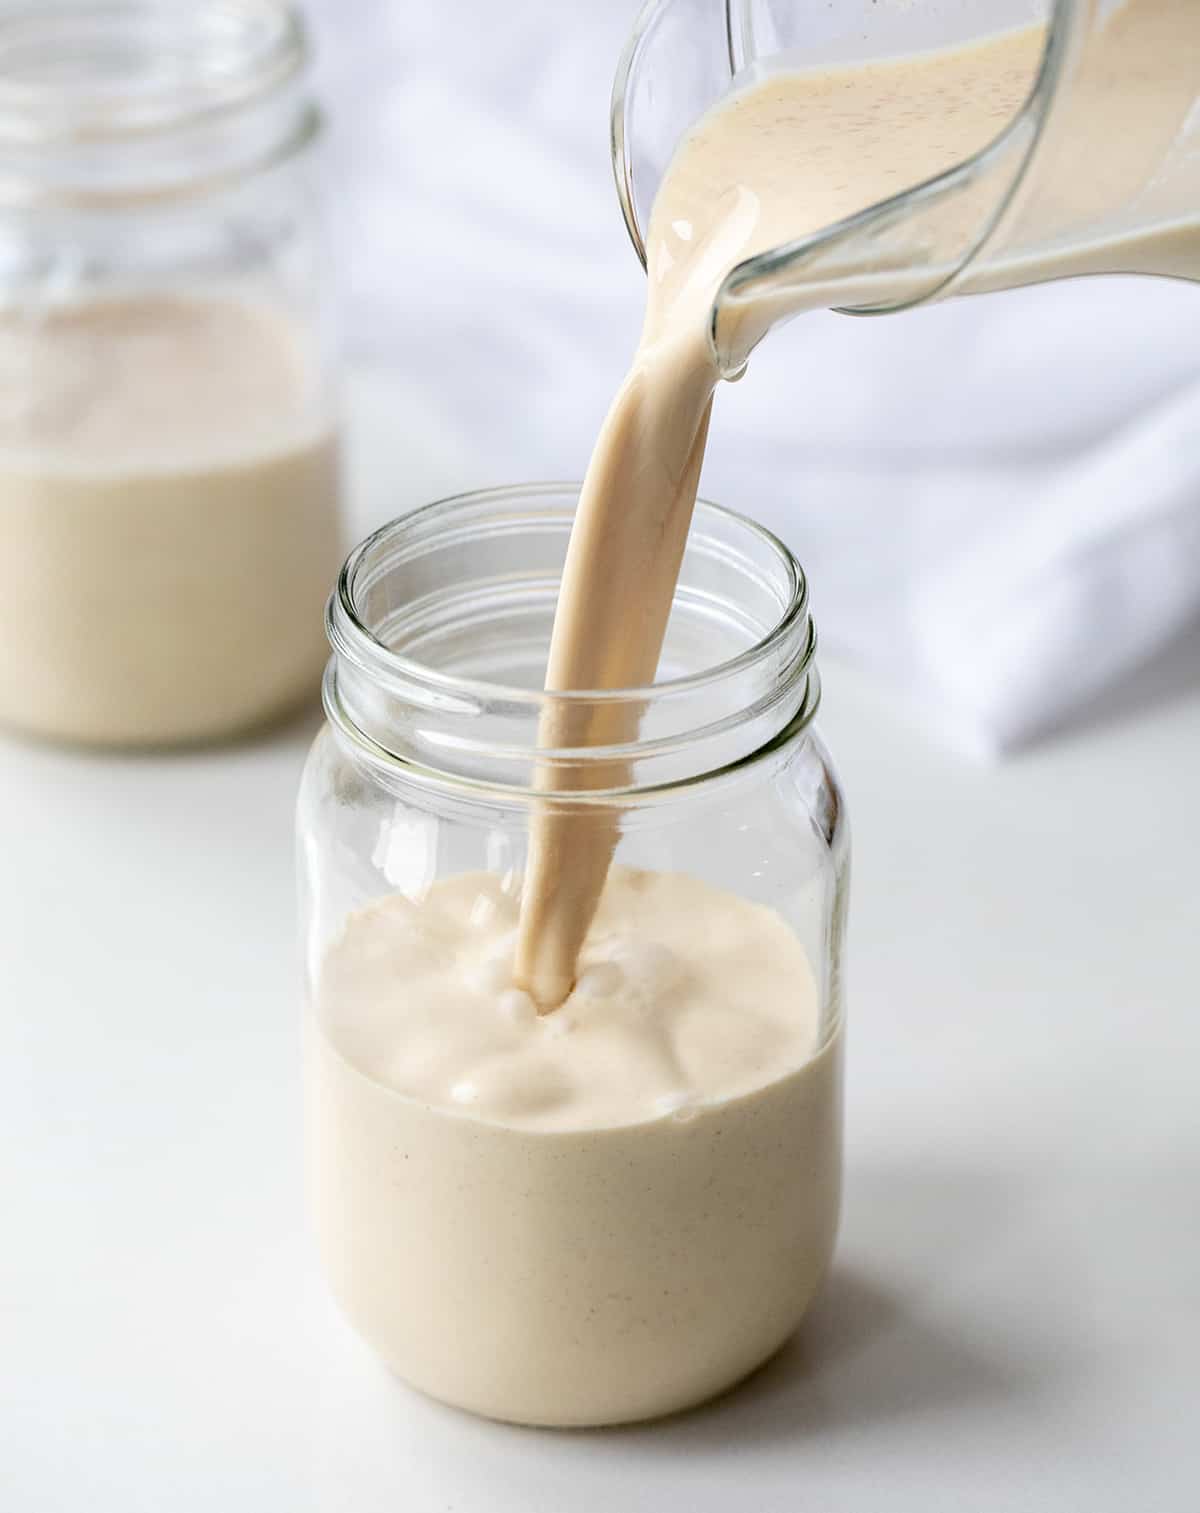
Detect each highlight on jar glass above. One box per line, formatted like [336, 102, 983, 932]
[297, 485, 849, 1428]
[0, 0, 342, 747]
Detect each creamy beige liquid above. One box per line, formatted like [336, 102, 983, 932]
[0, 294, 341, 746]
[311, 868, 840, 1425]
[516, 0, 1199, 1005]
[512, 24, 1044, 1005]
[312, 0, 1195, 1426]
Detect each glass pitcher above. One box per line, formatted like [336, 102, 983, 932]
[613, 0, 1200, 374]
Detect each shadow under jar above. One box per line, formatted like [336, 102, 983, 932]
[298, 484, 849, 1427]
[0, 1, 341, 746]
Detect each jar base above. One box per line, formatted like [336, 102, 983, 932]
[374, 1299, 822, 1429]
[0, 672, 325, 753]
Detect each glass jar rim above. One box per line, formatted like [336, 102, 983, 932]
[324, 484, 821, 804]
[329, 482, 812, 708]
[0, 1, 307, 147]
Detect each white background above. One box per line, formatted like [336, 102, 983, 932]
[3, 378, 1198, 1511]
[5, 4, 1199, 1504]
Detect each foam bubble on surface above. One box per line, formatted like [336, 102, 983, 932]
[573, 960, 622, 1001]
[471, 1057, 576, 1117]
[466, 957, 511, 995]
[320, 866, 821, 1131]
[611, 939, 676, 988]
[497, 987, 537, 1025]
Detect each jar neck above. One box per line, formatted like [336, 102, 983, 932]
[0, 1, 316, 208]
[324, 486, 820, 804]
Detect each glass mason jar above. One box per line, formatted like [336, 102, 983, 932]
[298, 485, 849, 1426]
[0, 1, 341, 746]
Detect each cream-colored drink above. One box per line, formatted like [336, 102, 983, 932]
[311, 868, 841, 1425]
[313, 0, 1195, 1426]
[0, 293, 340, 745]
[512, 24, 1043, 1004]
[516, 0, 1198, 1004]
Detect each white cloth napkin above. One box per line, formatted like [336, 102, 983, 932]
[307, 0, 1200, 757]
[732, 374, 1200, 756]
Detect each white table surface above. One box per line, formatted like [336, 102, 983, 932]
[3, 375, 1199, 1512]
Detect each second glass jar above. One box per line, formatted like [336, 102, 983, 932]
[0, 1, 341, 745]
